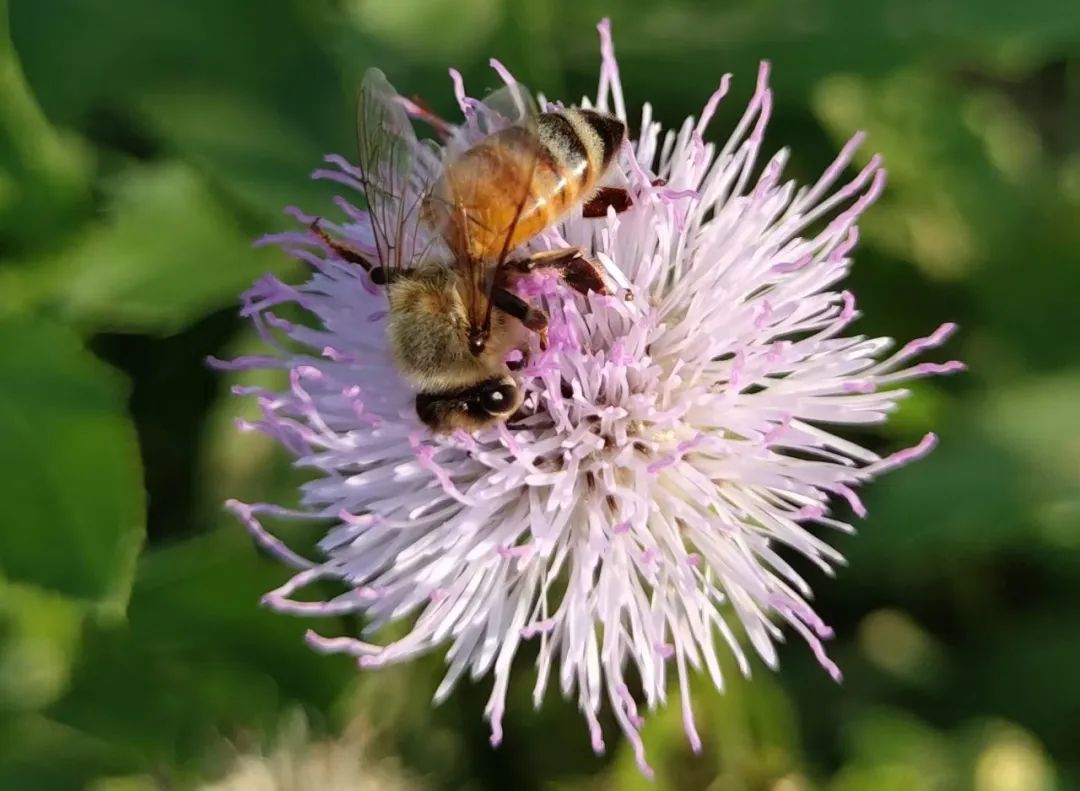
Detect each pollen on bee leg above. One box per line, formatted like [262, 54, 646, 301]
[582, 186, 633, 217]
[513, 248, 610, 297]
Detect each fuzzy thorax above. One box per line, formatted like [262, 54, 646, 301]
[386, 262, 524, 392]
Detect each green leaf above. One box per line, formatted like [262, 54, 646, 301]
[963, 610, 1080, 756]
[814, 69, 1022, 282]
[813, 68, 1080, 371]
[844, 425, 1031, 589]
[10, 0, 349, 218]
[0, 316, 143, 610]
[134, 90, 340, 219]
[599, 658, 800, 791]
[0, 581, 82, 712]
[87, 776, 160, 791]
[0, 714, 131, 791]
[495, 0, 1080, 124]
[0, 0, 93, 254]
[46, 526, 356, 785]
[840, 709, 953, 785]
[20, 162, 290, 334]
[848, 372, 1080, 585]
[978, 371, 1080, 492]
[346, 0, 504, 62]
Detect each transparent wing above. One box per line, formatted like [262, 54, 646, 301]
[443, 77, 539, 160]
[438, 79, 541, 340]
[355, 68, 444, 284]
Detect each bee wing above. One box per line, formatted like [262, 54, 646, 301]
[446, 78, 538, 153]
[354, 68, 445, 284]
[439, 79, 541, 339]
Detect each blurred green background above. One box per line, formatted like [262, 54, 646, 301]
[1, 0, 1078, 788]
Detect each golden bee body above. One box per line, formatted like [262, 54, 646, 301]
[424, 108, 626, 263]
[314, 68, 629, 433]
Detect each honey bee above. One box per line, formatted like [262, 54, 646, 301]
[311, 68, 634, 433]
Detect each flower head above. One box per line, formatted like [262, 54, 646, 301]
[202, 710, 416, 791]
[217, 19, 962, 776]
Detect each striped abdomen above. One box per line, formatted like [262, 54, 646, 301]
[426, 108, 625, 262]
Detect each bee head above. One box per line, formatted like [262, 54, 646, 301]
[415, 375, 523, 433]
[475, 378, 519, 416]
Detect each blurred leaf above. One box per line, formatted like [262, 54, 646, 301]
[977, 371, 1080, 493]
[964, 610, 1080, 759]
[134, 89, 340, 219]
[0, 316, 143, 609]
[345, 0, 504, 62]
[0, 714, 131, 790]
[504, 0, 1080, 123]
[830, 763, 937, 791]
[815, 67, 1080, 371]
[846, 429, 1027, 587]
[10, 0, 348, 217]
[88, 777, 159, 791]
[10, 162, 290, 333]
[839, 708, 954, 789]
[0, 581, 82, 712]
[848, 374, 1080, 586]
[596, 660, 800, 791]
[814, 69, 1020, 282]
[46, 526, 356, 785]
[0, 0, 93, 253]
[830, 710, 1059, 791]
[10, 0, 340, 127]
[967, 191, 1080, 371]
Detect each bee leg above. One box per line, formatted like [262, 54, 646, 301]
[408, 95, 453, 141]
[510, 248, 610, 297]
[582, 180, 668, 218]
[309, 219, 391, 285]
[582, 186, 633, 218]
[492, 288, 550, 351]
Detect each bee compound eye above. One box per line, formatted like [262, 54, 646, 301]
[480, 384, 516, 415]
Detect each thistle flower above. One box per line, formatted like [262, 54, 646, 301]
[201, 711, 416, 791]
[216, 19, 962, 776]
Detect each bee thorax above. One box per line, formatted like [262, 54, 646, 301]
[386, 268, 481, 389]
